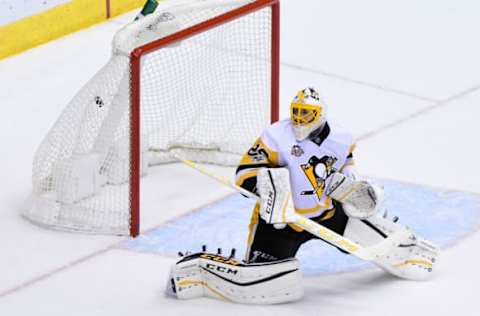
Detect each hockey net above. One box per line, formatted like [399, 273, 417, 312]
[24, 0, 279, 236]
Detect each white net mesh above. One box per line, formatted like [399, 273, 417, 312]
[25, 0, 274, 235]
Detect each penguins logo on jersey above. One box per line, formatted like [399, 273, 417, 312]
[300, 155, 337, 200]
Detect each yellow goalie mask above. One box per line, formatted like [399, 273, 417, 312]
[290, 87, 328, 141]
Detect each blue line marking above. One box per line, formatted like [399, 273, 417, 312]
[122, 180, 480, 275]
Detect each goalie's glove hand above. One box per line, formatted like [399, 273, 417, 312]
[325, 172, 384, 219]
[257, 168, 295, 228]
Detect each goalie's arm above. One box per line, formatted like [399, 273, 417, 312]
[338, 143, 358, 180]
[235, 136, 282, 195]
[177, 157, 412, 262]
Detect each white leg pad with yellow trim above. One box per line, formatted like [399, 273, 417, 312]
[167, 252, 303, 304]
[344, 215, 439, 280]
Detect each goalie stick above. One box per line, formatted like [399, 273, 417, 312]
[175, 156, 411, 262]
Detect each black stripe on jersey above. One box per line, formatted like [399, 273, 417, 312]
[309, 122, 331, 146]
[235, 163, 272, 174]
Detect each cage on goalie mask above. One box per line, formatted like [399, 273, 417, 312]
[290, 87, 327, 141]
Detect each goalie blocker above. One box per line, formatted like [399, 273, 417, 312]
[166, 251, 303, 304]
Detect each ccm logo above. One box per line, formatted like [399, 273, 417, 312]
[265, 191, 274, 214]
[205, 263, 238, 275]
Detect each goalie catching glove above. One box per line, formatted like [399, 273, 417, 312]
[326, 172, 384, 219]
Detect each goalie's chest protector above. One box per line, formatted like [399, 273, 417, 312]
[263, 119, 353, 218]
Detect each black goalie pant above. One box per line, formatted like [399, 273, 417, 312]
[246, 201, 349, 263]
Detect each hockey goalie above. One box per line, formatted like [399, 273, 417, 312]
[167, 88, 439, 304]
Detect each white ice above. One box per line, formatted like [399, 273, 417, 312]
[1, 0, 480, 315]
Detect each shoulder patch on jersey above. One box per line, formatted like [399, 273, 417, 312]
[291, 145, 304, 157]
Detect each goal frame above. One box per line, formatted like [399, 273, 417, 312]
[129, 0, 280, 237]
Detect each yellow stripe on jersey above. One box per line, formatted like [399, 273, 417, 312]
[235, 170, 259, 188]
[348, 143, 357, 155]
[294, 198, 332, 215]
[239, 137, 279, 166]
[295, 204, 320, 215]
[236, 137, 280, 190]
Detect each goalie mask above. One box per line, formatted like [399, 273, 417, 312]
[290, 87, 328, 141]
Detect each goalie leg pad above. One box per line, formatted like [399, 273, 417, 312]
[344, 216, 439, 280]
[167, 252, 304, 304]
[375, 236, 439, 281]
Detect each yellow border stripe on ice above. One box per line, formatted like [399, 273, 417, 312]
[0, 0, 145, 60]
[110, 0, 147, 18]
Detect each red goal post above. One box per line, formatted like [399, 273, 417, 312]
[129, 0, 280, 236]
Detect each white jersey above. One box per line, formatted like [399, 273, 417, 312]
[236, 119, 355, 219]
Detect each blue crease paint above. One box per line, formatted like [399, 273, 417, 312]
[122, 180, 480, 275]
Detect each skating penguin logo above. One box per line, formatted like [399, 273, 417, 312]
[300, 155, 337, 200]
